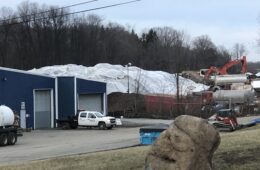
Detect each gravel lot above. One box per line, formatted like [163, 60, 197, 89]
[0, 127, 140, 165]
[0, 118, 172, 165]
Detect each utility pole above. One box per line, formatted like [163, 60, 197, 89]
[125, 63, 132, 94]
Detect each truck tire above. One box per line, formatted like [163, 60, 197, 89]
[0, 133, 8, 146]
[70, 122, 78, 129]
[7, 132, 17, 145]
[107, 126, 113, 130]
[98, 122, 106, 130]
[62, 123, 70, 129]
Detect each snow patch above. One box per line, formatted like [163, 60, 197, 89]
[28, 63, 208, 95]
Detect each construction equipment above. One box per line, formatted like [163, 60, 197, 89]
[182, 56, 247, 85]
[208, 109, 239, 131]
[203, 56, 247, 80]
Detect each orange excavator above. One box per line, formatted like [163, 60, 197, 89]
[181, 56, 247, 85]
[203, 56, 247, 80]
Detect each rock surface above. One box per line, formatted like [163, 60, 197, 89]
[145, 115, 220, 170]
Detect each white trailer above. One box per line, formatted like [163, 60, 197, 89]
[0, 105, 19, 146]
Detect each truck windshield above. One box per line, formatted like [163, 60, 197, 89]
[94, 112, 104, 118]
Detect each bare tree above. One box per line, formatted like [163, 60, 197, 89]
[232, 43, 246, 59]
[0, 7, 16, 66]
[133, 68, 146, 113]
[0, 1, 234, 74]
[155, 27, 189, 116]
[192, 35, 217, 69]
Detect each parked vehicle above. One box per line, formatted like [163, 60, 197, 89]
[57, 111, 119, 130]
[182, 56, 248, 87]
[208, 109, 239, 131]
[0, 105, 20, 146]
[203, 56, 247, 80]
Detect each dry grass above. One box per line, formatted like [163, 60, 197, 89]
[1, 125, 260, 170]
[213, 125, 260, 170]
[0, 146, 149, 170]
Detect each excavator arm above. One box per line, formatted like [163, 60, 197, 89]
[218, 56, 247, 74]
[204, 56, 247, 79]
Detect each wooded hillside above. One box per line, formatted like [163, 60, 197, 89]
[0, 2, 254, 73]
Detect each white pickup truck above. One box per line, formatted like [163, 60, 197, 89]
[57, 111, 121, 130]
[78, 111, 117, 129]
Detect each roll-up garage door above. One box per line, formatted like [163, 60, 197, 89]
[35, 90, 52, 129]
[78, 94, 102, 112]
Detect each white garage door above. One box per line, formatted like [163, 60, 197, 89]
[78, 94, 102, 112]
[34, 90, 52, 129]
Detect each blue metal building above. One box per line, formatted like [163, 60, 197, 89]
[57, 76, 107, 120]
[0, 67, 55, 129]
[0, 67, 107, 129]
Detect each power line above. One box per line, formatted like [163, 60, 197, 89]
[0, 0, 141, 26]
[64, 0, 141, 16]
[0, 0, 99, 24]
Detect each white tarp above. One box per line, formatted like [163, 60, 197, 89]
[29, 63, 208, 95]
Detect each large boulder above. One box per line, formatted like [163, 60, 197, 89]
[145, 115, 220, 170]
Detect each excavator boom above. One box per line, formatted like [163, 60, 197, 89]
[204, 56, 247, 79]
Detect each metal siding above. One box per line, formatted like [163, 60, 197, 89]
[0, 69, 55, 129]
[57, 77, 75, 119]
[76, 78, 106, 114]
[77, 78, 106, 94]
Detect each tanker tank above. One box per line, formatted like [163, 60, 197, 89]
[214, 74, 248, 85]
[0, 105, 15, 127]
[0, 105, 19, 146]
[213, 90, 255, 104]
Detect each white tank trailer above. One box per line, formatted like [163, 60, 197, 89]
[213, 90, 255, 104]
[0, 105, 18, 146]
[213, 74, 248, 85]
[0, 105, 15, 127]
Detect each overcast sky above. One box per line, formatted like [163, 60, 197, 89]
[1, 0, 260, 62]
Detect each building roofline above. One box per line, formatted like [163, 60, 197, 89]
[0, 66, 55, 78]
[58, 76, 106, 84]
[76, 77, 106, 84]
